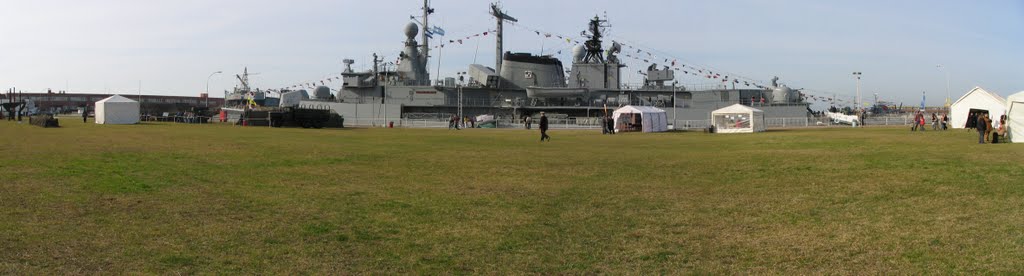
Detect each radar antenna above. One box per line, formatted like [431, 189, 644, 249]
[581, 16, 611, 63]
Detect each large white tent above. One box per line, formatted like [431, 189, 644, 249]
[1006, 91, 1024, 143]
[711, 104, 765, 133]
[950, 87, 1006, 129]
[612, 105, 668, 133]
[95, 95, 140, 124]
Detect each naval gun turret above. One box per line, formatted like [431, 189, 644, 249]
[769, 76, 801, 104]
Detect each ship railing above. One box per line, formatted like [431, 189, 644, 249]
[619, 82, 736, 91]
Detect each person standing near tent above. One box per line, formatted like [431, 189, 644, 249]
[966, 112, 977, 130]
[984, 114, 993, 143]
[941, 113, 949, 130]
[994, 115, 1007, 143]
[607, 115, 615, 134]
[82, 106, 88, 123]
[539, 112, 550, 142]
[976, 113, 988, 144]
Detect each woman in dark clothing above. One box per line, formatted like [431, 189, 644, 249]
[966, 112, 976, 130]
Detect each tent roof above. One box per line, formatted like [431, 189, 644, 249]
[1008, 91, 1024, 103]
[952, 87, 1005, 106]
[712, 103, 763, 114]
[613, 105, 665, 114]
[97, 94, 138, 103]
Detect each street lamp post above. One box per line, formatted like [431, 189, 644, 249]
[672, 81, 678, 128]
[936, 65, 950, 109]
[206, 71, 222, 107]
[852, 72, 862, 112]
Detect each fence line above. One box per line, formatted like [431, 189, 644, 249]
[341, 115, 917, 129]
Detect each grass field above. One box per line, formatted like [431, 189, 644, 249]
[2, 119, 1023, 273]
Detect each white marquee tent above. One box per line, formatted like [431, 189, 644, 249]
[711, 104, 765, 133]
[1006, 91, 1024, 143]
[950, 87, 1005, 129]
[612, 105, 668, 133]
[95, 95, 140, 124]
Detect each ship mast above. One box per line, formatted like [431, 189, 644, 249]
[421, 0, 433, 67]
[490, 3, 517, 75]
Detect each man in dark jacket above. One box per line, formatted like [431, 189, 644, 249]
[977, 113, 988, 144]
[607, 115, 615, 134]
[539, 112, 550, 141]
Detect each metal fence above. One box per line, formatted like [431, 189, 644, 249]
[340, 115, 919, 129]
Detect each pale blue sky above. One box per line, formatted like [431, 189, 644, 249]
[1, 0, 1021, 106]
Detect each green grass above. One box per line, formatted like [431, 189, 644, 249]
[1, 119, 1023, 273]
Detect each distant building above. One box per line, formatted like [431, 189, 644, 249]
[4, 92, 224, 115]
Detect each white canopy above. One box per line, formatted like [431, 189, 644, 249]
[1007, 91, 1024, 143]
[950, 87, 1006, 129]
[95, 95, 140, 124]
[612, 105, 668, 133]
[711, 104, 765, 133]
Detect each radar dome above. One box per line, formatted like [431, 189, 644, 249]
[572, 45, 585, 62]
[313, 86, 332, 100]
[404, 22, 419, 39]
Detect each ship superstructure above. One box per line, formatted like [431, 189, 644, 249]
[326, 1, 810, 123]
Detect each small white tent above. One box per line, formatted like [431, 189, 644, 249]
[950, 87, 1006, 129]
[612, 105, 668, 133]
[95, 95, 140, 124]
[1006, 91, 1024, 143]
[711, 104, 765, 133]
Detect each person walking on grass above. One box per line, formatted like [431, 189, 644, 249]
[539, 111, 550, 142]
[976, 113, 988, 144]
[82, 107, 88, 123]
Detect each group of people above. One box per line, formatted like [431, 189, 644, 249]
[911, 112, 949, 131]
[966, 112, 1007, 144]
[448, 115, 475, 130]
[601, 116, 616, 135]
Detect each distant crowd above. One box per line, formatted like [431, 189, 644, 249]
[909, 112, 948, 131]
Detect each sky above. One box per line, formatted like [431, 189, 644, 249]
[1, 0, 1021, 107]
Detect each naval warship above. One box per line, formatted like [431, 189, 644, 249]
[227, 1, 810, 126]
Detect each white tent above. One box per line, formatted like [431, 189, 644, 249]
[612, 105, 668, 133]
[95, 95, 140, 124]
[950, 87, 1006, 129]
[1006, 91, 1024, 143]
[711, 104, 765, 133]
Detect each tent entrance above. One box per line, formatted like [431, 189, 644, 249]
[618, 113, 644, 132]
[969, 108, 989, 117]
